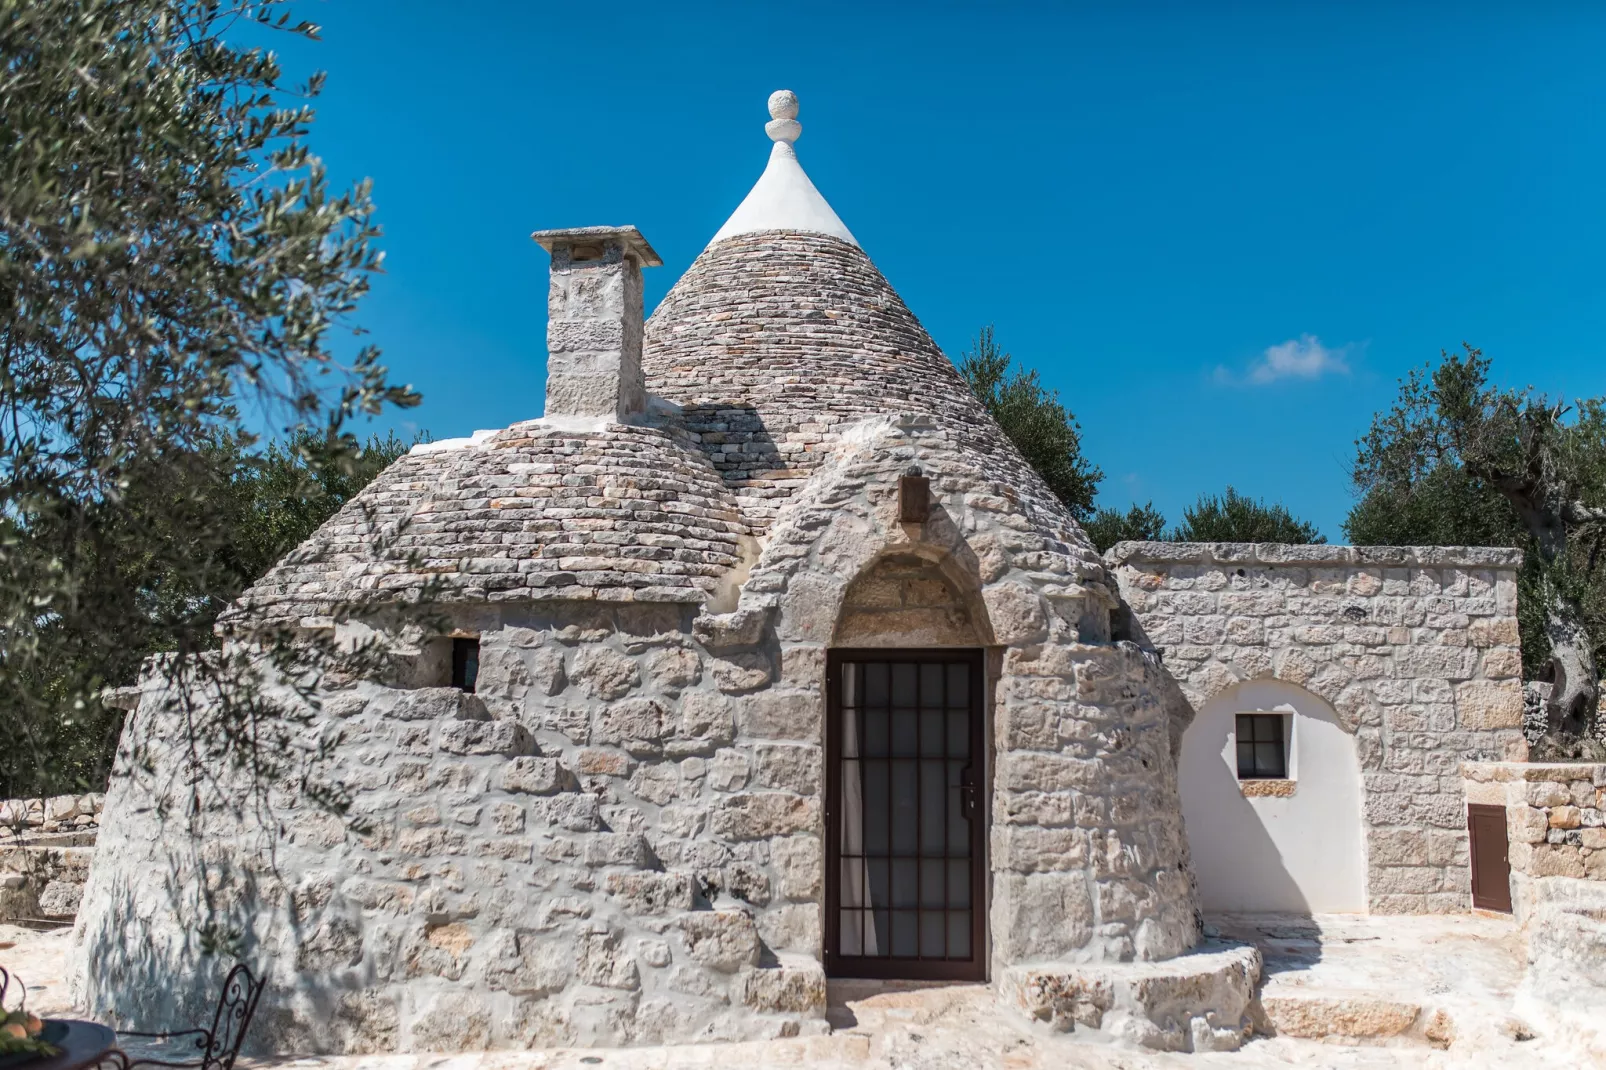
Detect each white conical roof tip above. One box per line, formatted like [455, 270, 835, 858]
[706, 90, 859, 250]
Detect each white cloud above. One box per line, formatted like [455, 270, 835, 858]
[1244, 334, 1353, 384]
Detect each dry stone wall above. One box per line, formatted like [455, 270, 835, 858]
[1108, 543, 1528, 914]
[1463, 762, 1606, 1055]
[0, 794, 102, 921]
[74, 601, 829, 1052]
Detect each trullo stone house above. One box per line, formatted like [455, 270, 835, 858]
[70, 90, 1533, 1053]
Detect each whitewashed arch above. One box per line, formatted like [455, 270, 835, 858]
[1178, 679, 1366, 913]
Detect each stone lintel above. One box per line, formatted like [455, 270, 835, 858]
[531, 225, 663, 267]
[1105, 541, 1524, 571]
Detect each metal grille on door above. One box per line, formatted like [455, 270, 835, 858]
[825, 650, 986, 980]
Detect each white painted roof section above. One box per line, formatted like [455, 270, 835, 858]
[707, 90, 859, 249]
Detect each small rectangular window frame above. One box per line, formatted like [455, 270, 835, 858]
[451, 637, 480, 694]
[1235, 713, 1289, 780]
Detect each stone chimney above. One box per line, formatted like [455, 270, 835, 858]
[530, 225, 662, 423]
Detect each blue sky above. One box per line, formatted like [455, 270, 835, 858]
[268, 2, 1606, 539]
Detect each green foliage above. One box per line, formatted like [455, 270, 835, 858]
[958, 326, 1103, 520]
[1085, 501, 1168, 553]
[1347, 347, 1606, 715]
[0, 1, 419, 796]
[2, 431, 416, 796]
[1173, 487, 1326, 544]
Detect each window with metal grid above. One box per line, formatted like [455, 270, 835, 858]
[827, 650, 984, 981]
[1236, 713, 1287, 779]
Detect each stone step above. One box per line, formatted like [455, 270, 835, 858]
[1257, 989, 1454, 1048]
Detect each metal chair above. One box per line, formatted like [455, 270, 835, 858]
[109, 963, 263, 1070]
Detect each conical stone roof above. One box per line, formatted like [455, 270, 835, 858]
[644, 92, 1086, 548]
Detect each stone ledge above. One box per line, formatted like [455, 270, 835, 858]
[1240, 778, 1296, 798]
[999, 941, 1262, 1052]
[1105, 542, 1524, 570]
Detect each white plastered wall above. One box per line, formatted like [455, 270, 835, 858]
[1179, 680, 1367, 913]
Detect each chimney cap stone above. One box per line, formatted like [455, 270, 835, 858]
[530, 225, 662, 268]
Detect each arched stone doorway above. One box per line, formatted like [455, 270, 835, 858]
[1179, 679, 1366, 913]
[824, 553, 991, 980]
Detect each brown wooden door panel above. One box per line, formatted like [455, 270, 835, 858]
[825, 649, 987, 981]
[1467, 803, 1512, 913]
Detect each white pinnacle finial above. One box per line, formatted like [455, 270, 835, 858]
[766, 89, 801, 144]
[706, 88, 858, 249]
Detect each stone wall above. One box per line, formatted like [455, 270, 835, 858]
[1462, 762, 1606, 1056]
[0, 793, 104, 836]
[74, 602, 832, 1053]
[1108, 543, 1528, 914]
[1462, 762, 1606, 911]
[0, 794, 103, 922]
[74, 415, 1240, 1054]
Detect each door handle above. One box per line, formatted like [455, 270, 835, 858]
[951, 766, 977, 820]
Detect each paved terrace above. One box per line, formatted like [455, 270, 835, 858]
[1, 912, 1588, 1069]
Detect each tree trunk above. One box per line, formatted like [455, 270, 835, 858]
[1479, 468, 1599, 739]
[1539, 574, 1597, 737]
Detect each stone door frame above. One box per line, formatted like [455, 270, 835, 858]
[822, 646, 989, 981]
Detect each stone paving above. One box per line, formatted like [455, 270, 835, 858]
[1, 914, 1589, 1068]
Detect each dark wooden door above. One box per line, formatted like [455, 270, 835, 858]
[1467, 803, 1513, 913]
[824, 649, 986, 981]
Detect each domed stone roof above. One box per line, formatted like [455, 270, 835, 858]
[226, 420, 747, 629]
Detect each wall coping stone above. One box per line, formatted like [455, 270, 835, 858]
[1462, 761, 1606, 784]
[1105, 542, 1524, 570]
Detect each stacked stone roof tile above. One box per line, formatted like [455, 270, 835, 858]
[227, 421, 747, 627]
[643, 230, 1090, 549]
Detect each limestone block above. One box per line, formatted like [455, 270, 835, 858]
[408, 991, 493, 1051]
[735, 690, 821, 741]
[755, 901, 821, 954]
[710, 793, 818, 840]
[1529, 844, 1586, 879]
[389, 687, 490, 721]
[646, 648, 701, 692]
[1551, 806, 1583, 830]
[1000, 942, 1259, 1052]
[483, 929, 571, 996]
[438, 719, 535, 756]
[771, 835, 822, 900]
[709, 749, 751, 792]
[583, 832, 649, 867]
[1510, 806, 1550, 844]
[628, 764, 682, 805]
[594, 698, 669, 753]
[679, 910, 761, 972]
[571, 648, 640, 700]
[1455, 679, 1524, 730]
[1261, 995, 1420, 1039]
[778, 645, 825, 689]
[993, 872, 1094, 961]
[752, 744, 821, 795]
[739, 958, 827, 1013]
[993, 826, 1088, 872]
[499, 757, 573, 795]
[711, 652, 774, 693]
[576, 927, 640, 990]
[983, 582, 1049, 644]
[605, 871, 696, 915]
[1529, 782, 1573, 808]
[575, 749, 632, 777]
[680, 691, 735, 744]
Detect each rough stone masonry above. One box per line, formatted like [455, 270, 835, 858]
[1108, 542, 1528, 914]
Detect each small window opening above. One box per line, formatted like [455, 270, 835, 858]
[451, 637, 480, 693]
[1236, 713, 1287, 779]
